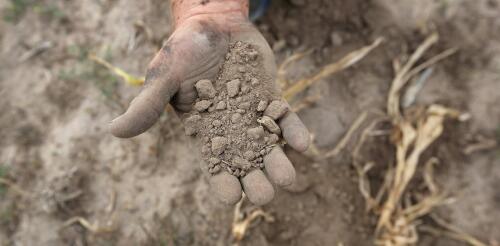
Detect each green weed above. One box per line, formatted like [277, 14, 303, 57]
[0, 166, 8, 197]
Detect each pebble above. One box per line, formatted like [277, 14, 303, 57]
[215, 101, 226, 110]
[209, 157, 220, 166]
[243, 150, 256, 160]
[210, 165, 221, 174]
[231, 113, 242, 123]
[233, 169, 240, 176]
[250, 78, 259, 86]
[227, 79, 241, 97]
[236, 109, 245, 114]
[212, 120, 222, 127]
[247, 49, 258, 60]
[247, 126, 265, 140]
[264, 100, 289, 120]
[195, 79, 216, 99]
[241, 85, 250, 94]
[258, 116, 282, 135]
[238, 102, 251, 110]
[257, 100, 268, 111]
[233, 156, 252, 170]
[211, 137, 228, 155]
[194, 100, 212, 112]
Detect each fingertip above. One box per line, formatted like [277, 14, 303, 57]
[109, 107, 160, 138]
[209, 172, 242, 205]
[264, 147, 296, 187]
[241, 170, 275, 206]
[279, 112, 310, 152]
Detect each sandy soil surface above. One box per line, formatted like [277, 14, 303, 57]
[1, 0, 499, 245]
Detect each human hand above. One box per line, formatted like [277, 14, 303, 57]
[109, 0, 310, 205]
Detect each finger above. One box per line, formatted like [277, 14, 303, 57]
[109, 49, 179, 138]
[209, 172, 242, 205]
[241, 169, 275, 206]
[279, 111, 310, 152]
[264, 147, 296, 187]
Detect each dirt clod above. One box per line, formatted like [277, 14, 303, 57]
[194, 100, 212, 112]
[182, 41, 284, 177]
[195, 79, 216, 99]
[257, 100, 268, 111]
[247, 126, 265, 140]
[264, 100, 289, 120]
[211, 137, 228, 155]
[227, 79, 241, 98]
[258, 116, 282, 135]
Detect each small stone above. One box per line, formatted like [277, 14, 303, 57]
[236, 109, 245, 114]
[211, 120, 222, 127]
[250, 78, 259, 86]
[194, 100, 212, 112]
[259, 149, 266, 156]
[258, 116, 282, 135]
[267, 134, 279, 144]
[247, 126, 265, 140]
[211, 137, 228, 155]
[233, 156, 252, 170]
[257, 100, 268, 111]
[238, 102, 251, 110]
[195, 79, 216, 99]
[184, 115, 201, 135]
[208, 106, 216, 112]
[236, 97, 242, 103]
[211, 165, 221, 174]
[209, 157, 220, 167]
[243, 150, 256, 160]
[238, 66, 246, 73]
[256, 157, 263, 163]
[264, 100, 289, 120]
[233, 169, 240, 177]
[247, 49, 258, 60]
[241, 85, 250, 94]
[240, 170, 246, 177]
[231, 113, 242, 123]
[227, 79, 241, 97]
[215, 101, 226, 110]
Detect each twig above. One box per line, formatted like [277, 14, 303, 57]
[322, 112, 368, 159]
[284, 37, 384, 101]
[61, 216, 116, 234]
[277, 49, 314, 88]
[231, 194, 274, 243]
[387, 33, 439, 120]
[418, 214, 489, 246]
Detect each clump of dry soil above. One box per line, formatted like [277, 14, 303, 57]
[183, 41, 289, 178]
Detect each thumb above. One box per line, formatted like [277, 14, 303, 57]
[109, 48, 179, 138]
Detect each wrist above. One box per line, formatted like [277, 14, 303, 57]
[172, 0, 249, 30]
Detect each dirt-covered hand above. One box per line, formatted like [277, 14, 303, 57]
[109, 0, 310, 206]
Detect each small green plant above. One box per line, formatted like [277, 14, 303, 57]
[2, 0, 31, 23]
[33, 3, 66, 22]
[0, 166, 8, 197]
[3, 0, 66, 23]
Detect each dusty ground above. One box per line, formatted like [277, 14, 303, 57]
[1, 0, 499, 245]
